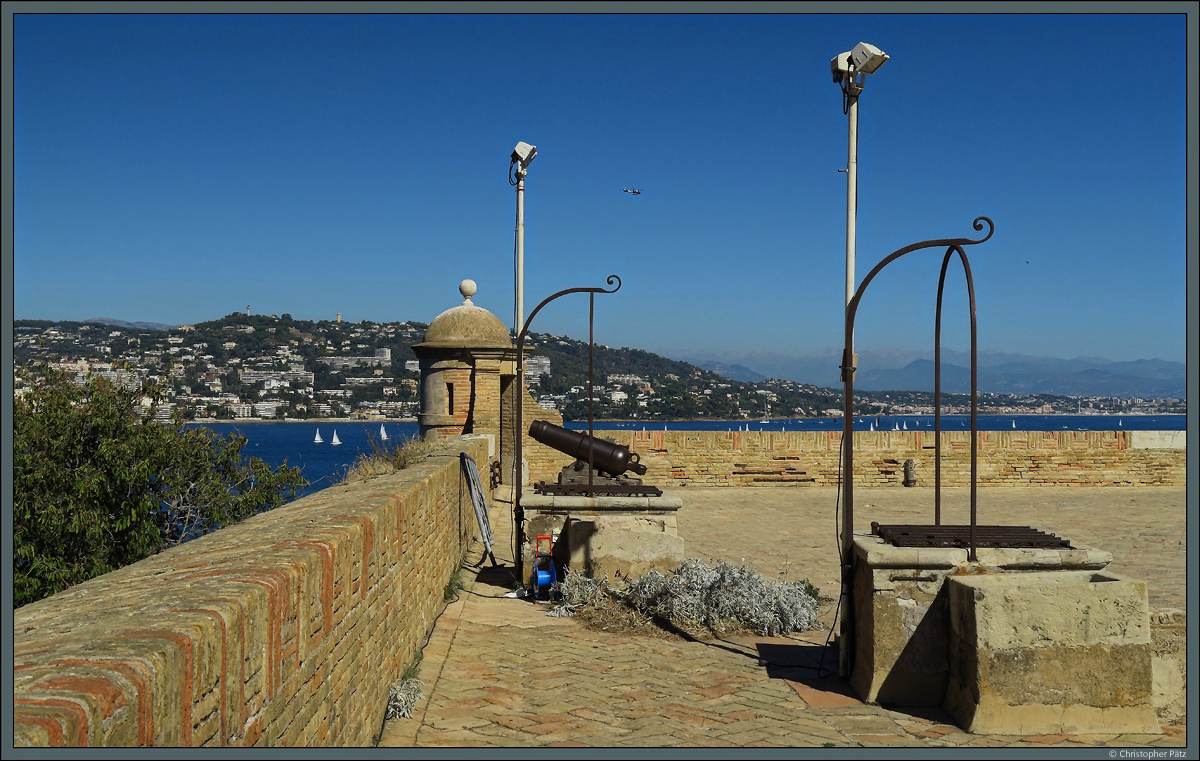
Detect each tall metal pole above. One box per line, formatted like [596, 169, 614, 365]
[845, 92, 858, 313]
[514, 167, 526, 336]
[839, 83, 860, 680]
[841, 84, 859, 577]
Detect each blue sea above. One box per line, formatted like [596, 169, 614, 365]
[190, 415, 1184, 500]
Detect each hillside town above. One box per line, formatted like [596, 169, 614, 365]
[13, 314, 1186, 423]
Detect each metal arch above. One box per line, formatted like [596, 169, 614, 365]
[840, 217, 993, 576]
[517, 275, 622, 344]
[933, 246, 980, 559]
[842, 217, 992, 321]
[513, 275, 622, 581]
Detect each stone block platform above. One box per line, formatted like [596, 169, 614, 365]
[520, 491, 684, 583]
[944, 570, 1159, 735]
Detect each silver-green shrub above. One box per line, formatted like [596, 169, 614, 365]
[384, 678, 423, 719]
[547, 569, 615, 617]
[551, 558, 820, 637]
[624, 558, 819, 637]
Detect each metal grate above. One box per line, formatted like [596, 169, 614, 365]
[871, 522, 1072, 549]
[533, 482, 663, 498]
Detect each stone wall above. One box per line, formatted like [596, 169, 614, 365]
[499, 374, 564, 485]
[1150, 609, 1187, 723]
[13, 437, 491, 747]
[527, 430, 1186, 488]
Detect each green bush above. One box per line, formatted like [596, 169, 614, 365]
[13, 369, 306, 607]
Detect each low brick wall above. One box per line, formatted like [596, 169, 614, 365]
[528, 430, 1185, 487]
[13, 437, 491, 747]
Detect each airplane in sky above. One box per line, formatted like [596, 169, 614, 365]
[622, 187, 642, 195]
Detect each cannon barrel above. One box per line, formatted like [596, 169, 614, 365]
[528, 420, 648, 477]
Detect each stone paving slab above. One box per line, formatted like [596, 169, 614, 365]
[378, 486, 1190, 749]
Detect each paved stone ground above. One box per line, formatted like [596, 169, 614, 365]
[678, 486, 1189, 613]
[378, 486, 1190, 749]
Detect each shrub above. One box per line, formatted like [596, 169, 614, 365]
[623, 558, 820, 637]
[385, 678, 423, 720]
[549, 559, 821, 638]
[13, 369, 306, 607]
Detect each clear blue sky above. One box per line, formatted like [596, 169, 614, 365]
[11, 9, 1192, 365]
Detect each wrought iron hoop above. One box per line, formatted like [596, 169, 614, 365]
[512, 275, 621, 579]
[840, 216, 993, 570]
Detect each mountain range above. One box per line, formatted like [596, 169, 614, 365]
[681, 349, 1187, 399]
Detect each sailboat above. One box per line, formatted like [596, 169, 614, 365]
[331, 430, 342, 446]
[314, 428, 323, 443]
[1012, 420, 1017, 428]
[380, 424, 389, 441]
[902, 421, 908, 430]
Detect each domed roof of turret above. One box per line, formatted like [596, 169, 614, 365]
[418, 280, 512, 348]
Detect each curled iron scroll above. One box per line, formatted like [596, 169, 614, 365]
[965, 216, 993, 244]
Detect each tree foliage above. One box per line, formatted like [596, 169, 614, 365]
[13, 369, 306, 608]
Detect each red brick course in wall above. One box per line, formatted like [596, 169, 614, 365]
[527, 430, 1185, 487]
[12, 438, 490, 748]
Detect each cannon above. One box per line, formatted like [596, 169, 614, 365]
[527, 420, 659, 496]
[529, 420, 647, 477]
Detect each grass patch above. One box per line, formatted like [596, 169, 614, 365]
[443, 570, 464, 602]
[339, 434, 440, 485]
[401, 652, 423, 681]
[548, 559, 821, 640]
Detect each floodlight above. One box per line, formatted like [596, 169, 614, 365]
[830, 51, 851, 83]
[849, 42, 888, 75]
[511, 141, 537, 168]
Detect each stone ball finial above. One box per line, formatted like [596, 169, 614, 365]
[459, 279, 477, 305]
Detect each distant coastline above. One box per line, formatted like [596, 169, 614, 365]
[190, 417, 418, 424]
[186, 412, 1177, 426]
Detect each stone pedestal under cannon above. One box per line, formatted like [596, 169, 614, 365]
[519, 421, 682, 585]
[521, 492, 684, 585]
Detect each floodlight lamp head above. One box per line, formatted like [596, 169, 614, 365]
[511, 141, 537, 168]
[850, 42, 888, 75]
[830, 51, 851, 83]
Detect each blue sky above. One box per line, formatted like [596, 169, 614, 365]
[11, 10, 1192, 366]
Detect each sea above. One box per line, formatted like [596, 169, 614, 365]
[189, 415, 1185, 501]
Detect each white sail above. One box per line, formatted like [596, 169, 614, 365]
[314, 428, 323, 443]
[380, 424, 388, 440]
[902, 421, 908, 430]
[331, 430, 341, 446]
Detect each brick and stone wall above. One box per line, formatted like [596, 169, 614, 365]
[527, 430, 1185, 488]
[13, 437, 491, 747]
[499, 374, 564, 485]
